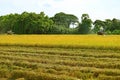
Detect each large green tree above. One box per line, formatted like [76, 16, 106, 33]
[104, 18, 120, 34]
[34, 12, 54, 34]
[104, 19, 113, 34]
[93, 20, 105, 33]
[78, 14, 92, 34]
[0, 14, 19, 33]
[51, 12, 79, 28]
[13, 12, 53, 34]
[112, 18, 120, 31]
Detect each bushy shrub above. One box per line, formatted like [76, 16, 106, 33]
[106, 30, 112, 35]
[112, 30, 120, 35]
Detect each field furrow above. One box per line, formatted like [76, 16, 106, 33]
[0, 45, 120, 80]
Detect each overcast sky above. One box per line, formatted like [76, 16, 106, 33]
[0, 0, 120, 21]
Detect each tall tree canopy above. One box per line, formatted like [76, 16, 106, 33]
[93, 20, 105, 33]
[0, 11, 120, 34]
[78, 14, 92, 34]
[12, 12, 54, 34]
[51, 12, 79, 28]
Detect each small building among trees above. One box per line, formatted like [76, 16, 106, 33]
[7, 30, 14, 35]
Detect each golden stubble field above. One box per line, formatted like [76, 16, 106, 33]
[0, 35, 120, 80]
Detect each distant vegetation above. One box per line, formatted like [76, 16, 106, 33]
[0, 11, 120, 34]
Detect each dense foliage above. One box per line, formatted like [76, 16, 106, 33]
[93, 19, 120, 34]
[0, 11, 120, 34]
[78, 14, 92, 34]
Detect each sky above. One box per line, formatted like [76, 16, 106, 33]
[0, 0, 120, 21]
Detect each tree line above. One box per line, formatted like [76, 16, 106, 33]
[0, 11, 120, 34]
